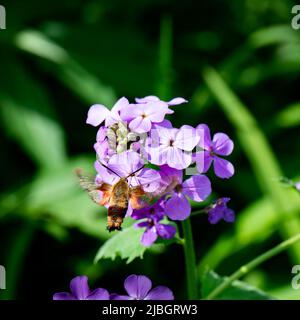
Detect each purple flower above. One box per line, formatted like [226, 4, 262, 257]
[110, 274, 174, 300]
[95, 151, 160, 192]
[149, 164, 183, 198]
[195, 124, 234, 179]
[164, 170, 212, 220]
[135, 95, 187, 114]
[148, 125, 199, 170]
[86, 97, 129, 127]
[132, 201, 176, 247]
[120, 100, 170, 133]
[207, 198, 235, 224]
[295, 182, 300, 191]
[53, 276, 109, 300]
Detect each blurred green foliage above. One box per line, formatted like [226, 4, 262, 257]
[0, 0, 300, 300]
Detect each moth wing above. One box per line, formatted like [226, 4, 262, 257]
[75, 169, 112, 205]
[129, 186, 151, 209]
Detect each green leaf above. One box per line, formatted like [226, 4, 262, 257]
[268, 284, 300, 300]
[144, 163, 161, 171]
[275, 102, 300, 128]
[95, 225, 146, 264]
[248, 25, 300, 49]
[202, 270, 273, 300]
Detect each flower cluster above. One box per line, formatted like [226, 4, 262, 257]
[53, 274, 174, 300]
[87, 95, 235, 245]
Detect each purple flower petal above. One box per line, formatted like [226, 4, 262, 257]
[174, 125, 199, 151]
[124, 275, 152, 300]
[133, 168, 160, 190]
[53, 292, 75, 300]
[87, 288, 110, 300]
[155, 223, 176, 239]
[182, 175, 211, 202]
[86, 104, 109, 126]
[167, 97, 187, 106]
[145, 286, 174, 300]
[112, 97, 129, 113]
[196, 124, 212, 149]
[160, 127, 178, 145]
[144, 101, 169, 123]
[94, 160, 118, 185]
[159, 164, 183, 185]
[152, 119, 173, 129]
[94, 141, 109, 164]
[165, 193, 191, 220]
[105, 97, 129, 126]
[219, 197, 231, 204]
[129, 116, 152, 133]
[96, 126, 107, 142]
[148, 144, 168, 166]
[141, 226, 158, 247]
[70, 276, 90, 300]
[108, 151, 143, 178]
[167, 147, 192, 170]
[223, 208, 235, 223]
[212, 133, 234, 156]
[135, 221, 149, 228]
[135, 96, 160, 104]
[207, 198, 235, 224]
[213, 157, 235, 179]
[295, 182, 300, 191]
[195, 151, 213, 173]
[120, 104, 144, 120]
[208, 208, 223, 224]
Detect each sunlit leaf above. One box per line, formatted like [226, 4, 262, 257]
[275, 102, 300, 128]
[95, 225, 146, 264]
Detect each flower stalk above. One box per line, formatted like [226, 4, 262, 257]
[206, 232, 300, 299]
[182, 218, 198, 299]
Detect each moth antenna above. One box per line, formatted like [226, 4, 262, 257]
[97, 160, 122, 178]
[126, 165, 145, 179]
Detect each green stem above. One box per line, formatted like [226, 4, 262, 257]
[191, 209, 206, 217]
[181, 218, 198, 299]
[206, 232, 300, 300]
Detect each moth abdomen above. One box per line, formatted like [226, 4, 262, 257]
[107, 205, 127, 231]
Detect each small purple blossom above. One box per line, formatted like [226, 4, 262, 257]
[53, 276, 109, 300]
[120, 100, 170, 133]
[110, 274, 174, 300]
[195, 124, 234, 179]
[148, 124, 199, 170]
[207, 198, 235, 224]
[295, 182, 300, 191]
[135, 95, 187, 114]
[163, 170, 212, 220]
[132, 201, 176, 247]
[86, 97, 129, 127]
